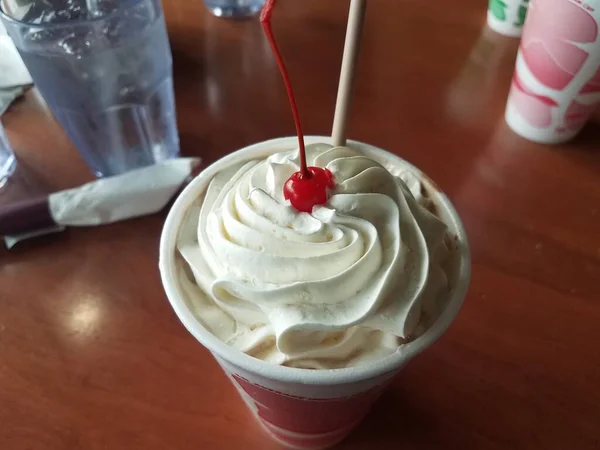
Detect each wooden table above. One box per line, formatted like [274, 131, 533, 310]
[2, 1, 600, 449]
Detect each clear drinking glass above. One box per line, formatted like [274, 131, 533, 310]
[0, 120, 16, 188]
[203, 0, 265, 18]
[0, 0, 180, 177]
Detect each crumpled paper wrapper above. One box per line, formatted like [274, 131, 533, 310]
[2, 158, 201, 248]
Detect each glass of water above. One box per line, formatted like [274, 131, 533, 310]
[203, 0, 265, 18]
[0, 0, 180, 177]
[0, 120, 16, 188]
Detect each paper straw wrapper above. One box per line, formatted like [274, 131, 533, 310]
[505, 0, 600, 144]
[1, 158, 200, 248]
[159, 137, 471, 449]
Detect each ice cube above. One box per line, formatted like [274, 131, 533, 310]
[50, 0, 84, 23]
[20, 1, 51, 24]
[95, 0, 118, 16]
[58, 30, 96, 58]
[100, 1, 151, 47]
[14, 0, 122, 24]
[24, 27, 54, 42]
[20, 0, 84, 23]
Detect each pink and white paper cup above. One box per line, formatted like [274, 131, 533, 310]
[505, 0, 600, 143]
[159, 137, 471, 449]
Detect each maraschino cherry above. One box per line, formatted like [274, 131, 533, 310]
[260, 0, 335, 213]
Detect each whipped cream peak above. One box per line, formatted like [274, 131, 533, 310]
[178, 143, 451, 368]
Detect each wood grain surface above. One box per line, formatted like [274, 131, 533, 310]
[1, 1, 600, 449]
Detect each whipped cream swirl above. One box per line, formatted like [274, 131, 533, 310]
[178, 144, 450, 369]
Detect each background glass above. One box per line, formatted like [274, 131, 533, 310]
[203, 0, 265, 18]
[0, 0, 180, 177]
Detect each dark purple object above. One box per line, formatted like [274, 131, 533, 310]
[0, 197, 55, 236]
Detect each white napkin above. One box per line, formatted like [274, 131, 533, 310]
[0, 20, 32, 115]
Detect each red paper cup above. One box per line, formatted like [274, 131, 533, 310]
[159, 137, 471, 449]
[217, 356, 396, 449]
[505, 0, 600, 143]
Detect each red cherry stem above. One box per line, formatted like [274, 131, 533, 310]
[260, 0, 309, 179]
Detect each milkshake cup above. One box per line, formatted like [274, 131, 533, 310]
[159, 136, 471, 449]
[505, 0, 600, 144]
